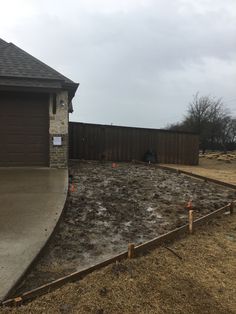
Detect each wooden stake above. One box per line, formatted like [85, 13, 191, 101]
[230, 202, 234, 215]
[14, 297, 23, 306]
[128, 243, 135, 259]
[189, 210, 193, 234]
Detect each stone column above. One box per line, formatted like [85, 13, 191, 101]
[49, 91, 69, 168]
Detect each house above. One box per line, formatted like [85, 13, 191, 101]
[0, 38, 79, 167]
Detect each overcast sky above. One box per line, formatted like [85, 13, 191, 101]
[1, 0, 236, 128]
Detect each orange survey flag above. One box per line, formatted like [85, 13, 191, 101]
[186, 200, 193, 210]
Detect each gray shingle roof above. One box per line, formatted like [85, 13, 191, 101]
[0, 38, 8, 48]
[0, 77, 62, 89]
[0, 38, 79, 96]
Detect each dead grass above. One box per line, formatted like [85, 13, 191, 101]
[200, 151, 236, 162]
[163, 158, 236, 186]
[2, 213, 236, 314]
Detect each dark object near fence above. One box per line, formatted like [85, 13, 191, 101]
[69, 122, 199, 165]
[144, 149, 157, 163]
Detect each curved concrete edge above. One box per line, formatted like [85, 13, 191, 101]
[0, 168, 68, 301]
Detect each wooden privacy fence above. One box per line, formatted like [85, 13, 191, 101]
[69, 122, 199, 165]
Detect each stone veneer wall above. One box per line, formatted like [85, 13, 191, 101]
[49, 90, 69, 168]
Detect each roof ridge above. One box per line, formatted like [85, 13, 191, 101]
[9, 43, 74, 83]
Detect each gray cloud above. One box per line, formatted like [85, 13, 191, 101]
[1, 0, 236, 127]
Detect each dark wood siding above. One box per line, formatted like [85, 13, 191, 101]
[69, 122, 199, 165]
[0, 91, 49, 166]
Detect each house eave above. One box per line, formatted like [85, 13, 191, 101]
[0, 77, 79, 100]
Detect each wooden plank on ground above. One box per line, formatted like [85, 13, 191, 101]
[1, 202, 233, 307]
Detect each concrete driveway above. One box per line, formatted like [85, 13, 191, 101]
[0, 168, 68, 301]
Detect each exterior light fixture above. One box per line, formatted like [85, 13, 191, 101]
[60, 100, 65, 107]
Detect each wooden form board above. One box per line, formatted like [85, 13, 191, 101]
[1, 201, 234, 307]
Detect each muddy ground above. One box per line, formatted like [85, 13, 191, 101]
[14, 161, 236, 295]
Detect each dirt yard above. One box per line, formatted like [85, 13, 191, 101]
[2, 211, 236, 313]
[13, 161, 235, 296]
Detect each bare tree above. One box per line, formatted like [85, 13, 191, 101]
[220, 118, 236, 150]
[167, 93, 235, 151]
